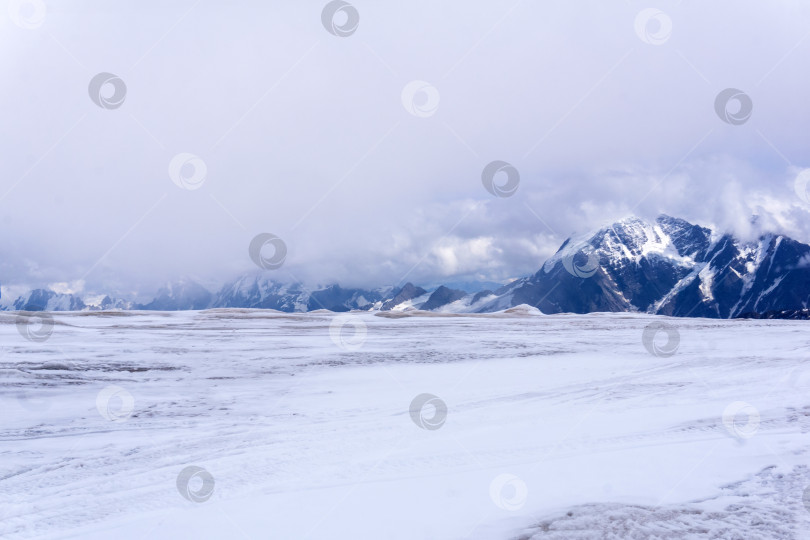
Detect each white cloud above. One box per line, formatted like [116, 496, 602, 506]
[48, 280, 85, 296]
[2, 1, 810, 296]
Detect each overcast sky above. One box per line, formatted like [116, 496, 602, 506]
[2, 0, 810, 299]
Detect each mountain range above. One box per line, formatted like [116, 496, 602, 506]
[8, 215, 810, 319]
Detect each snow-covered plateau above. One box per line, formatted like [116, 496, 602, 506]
[2, 308, 810, 539]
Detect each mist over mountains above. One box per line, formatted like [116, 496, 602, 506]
[8, 215, 810, 319]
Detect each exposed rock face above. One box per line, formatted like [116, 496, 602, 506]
[13, 289, 86, 311]
[9, 215, 810, 318]
[137, 280, 213, 311]
[736, 309, 810, 320]
[380, 283, 427, 310]
[419, 286, 467, 311]
[478, 215, 810, 318]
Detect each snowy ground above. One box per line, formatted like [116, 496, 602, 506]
[2, 308, 810, 539]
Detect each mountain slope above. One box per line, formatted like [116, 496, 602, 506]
[6, 215, 809, 318]
[137, 279, 213, 311]
[13, 289, 86, 311]
[476, 215, 810, 317]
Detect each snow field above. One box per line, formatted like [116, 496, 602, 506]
[1, 310, 810, 539]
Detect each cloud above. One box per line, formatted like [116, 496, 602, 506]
[2, 1, 810, 296]
[48, 280, 85, 295]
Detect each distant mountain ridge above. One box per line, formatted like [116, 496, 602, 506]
[481, 215, 810, 318]
[7, 215, 810, 318]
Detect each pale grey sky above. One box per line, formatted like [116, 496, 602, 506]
[2, 0, 810, 299]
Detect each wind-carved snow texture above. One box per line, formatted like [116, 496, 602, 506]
[2, 309, 810, 539]
[518, 466, 809, 539]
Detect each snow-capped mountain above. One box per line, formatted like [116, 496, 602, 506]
[6, 215, 810, 318]
[12, 289, 87, 311]
[474, 215, 810, 318]
[210, 276, 307, 311]
[380, 283, 427, 310]
[136, 279, 213, 311]
[420, 285, 468, 311]
[211, 274, 393, 312]
[84, 295, 135, 311]
[10, 290, 136, 312]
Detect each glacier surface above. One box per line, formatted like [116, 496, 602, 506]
[2, 309, 810, 539]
